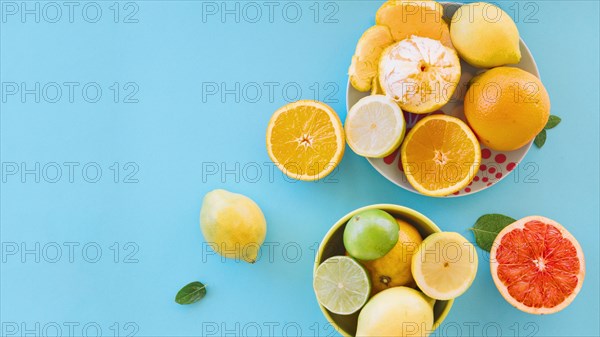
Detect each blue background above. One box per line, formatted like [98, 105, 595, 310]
[1, 1, 598, 336]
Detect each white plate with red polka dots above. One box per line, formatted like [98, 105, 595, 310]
[346, 3, 539, 197]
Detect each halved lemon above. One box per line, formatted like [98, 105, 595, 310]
[266, 100, 344, 181]
[379, 36, 461, 114]
[400, 115, 480, 196]
[313, 256, 371, 315]
[412, 232, 478, 300]
[345, 95, 405, 158]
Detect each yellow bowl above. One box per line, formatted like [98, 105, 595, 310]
[313, 204, 454, 337]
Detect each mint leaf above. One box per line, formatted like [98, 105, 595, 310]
[544, 115, 561, 130]
[470, 214, 516, 252]
[534, 129, 547, 148]
[175, 281, 206, 305]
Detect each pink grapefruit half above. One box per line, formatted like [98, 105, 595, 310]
[490, 216, 585, 314]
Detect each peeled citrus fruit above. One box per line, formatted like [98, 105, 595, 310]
[200, 189, 266, 263]
[349, 25, 395, 92]
[266, 100, 344, 181]
[412, 232, 478, 300]
[361, 219, 423, 294]
[345, 95, 406, 158]
[490, 216, 585, 314]
[376, 0, 453, 48]
[313, 256, 371, 315]
[465, 67, 550, 151]
[450, 2, 521, 68]
[356, 286, 433, 337]
[401, 115, 481, 197]
[344, 209, 399, 261]
[379, 36, 461, 114]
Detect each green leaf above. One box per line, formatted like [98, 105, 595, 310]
[534, 129, 547, 148]
[544, 115, 561, 130]
[470, 214, 516, 252]
[175, 281, 206, 305]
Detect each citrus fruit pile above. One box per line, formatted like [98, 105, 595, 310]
[313, 209, 478, 336]
[345, 0, 552, 196]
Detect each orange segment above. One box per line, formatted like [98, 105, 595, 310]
[266, 100, 344, 181]
[400, 115, 480, 196]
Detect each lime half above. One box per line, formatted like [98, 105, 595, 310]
[313, 256, 371, 315]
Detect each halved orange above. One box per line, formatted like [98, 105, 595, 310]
[266, 100, 345, 181]
[400, 115, 481, 196]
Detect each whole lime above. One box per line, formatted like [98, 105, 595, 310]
[343, 209, 399, 260]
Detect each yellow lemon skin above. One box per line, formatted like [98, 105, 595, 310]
[200, 189, 266, 263]
[464, 67, 550, 151]
[450, 2, 521, 68]
[357, 287, 434, 337]
[360, 219, 423, 295]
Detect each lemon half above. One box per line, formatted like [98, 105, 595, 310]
[345, 95, 405, 158]
[412, 232, 478, 300]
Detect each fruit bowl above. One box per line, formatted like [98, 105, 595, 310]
[346, 2, 539, 197]
[313, 204, 453, 337]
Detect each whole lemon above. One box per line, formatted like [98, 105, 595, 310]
[360, 219, 423, 295]
[450, 2, 521, 68]
[465, 67, 550, 151]
[200, 189, 266, 263]
[356, 287, 434, 337]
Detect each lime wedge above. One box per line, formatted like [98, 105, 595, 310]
[313, 256, 371, 315]
[345, 95, 405, 158]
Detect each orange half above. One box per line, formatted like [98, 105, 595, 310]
[400, 115, 480, 196]
[266, 100, 345, 181]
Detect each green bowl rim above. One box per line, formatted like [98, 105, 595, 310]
[313, 204, 455, 337]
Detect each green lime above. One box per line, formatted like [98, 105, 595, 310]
[313, 256, 371, 315]
[343, 209, 399, 260]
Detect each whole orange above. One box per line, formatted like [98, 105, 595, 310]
[464, 67, 550, 151]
